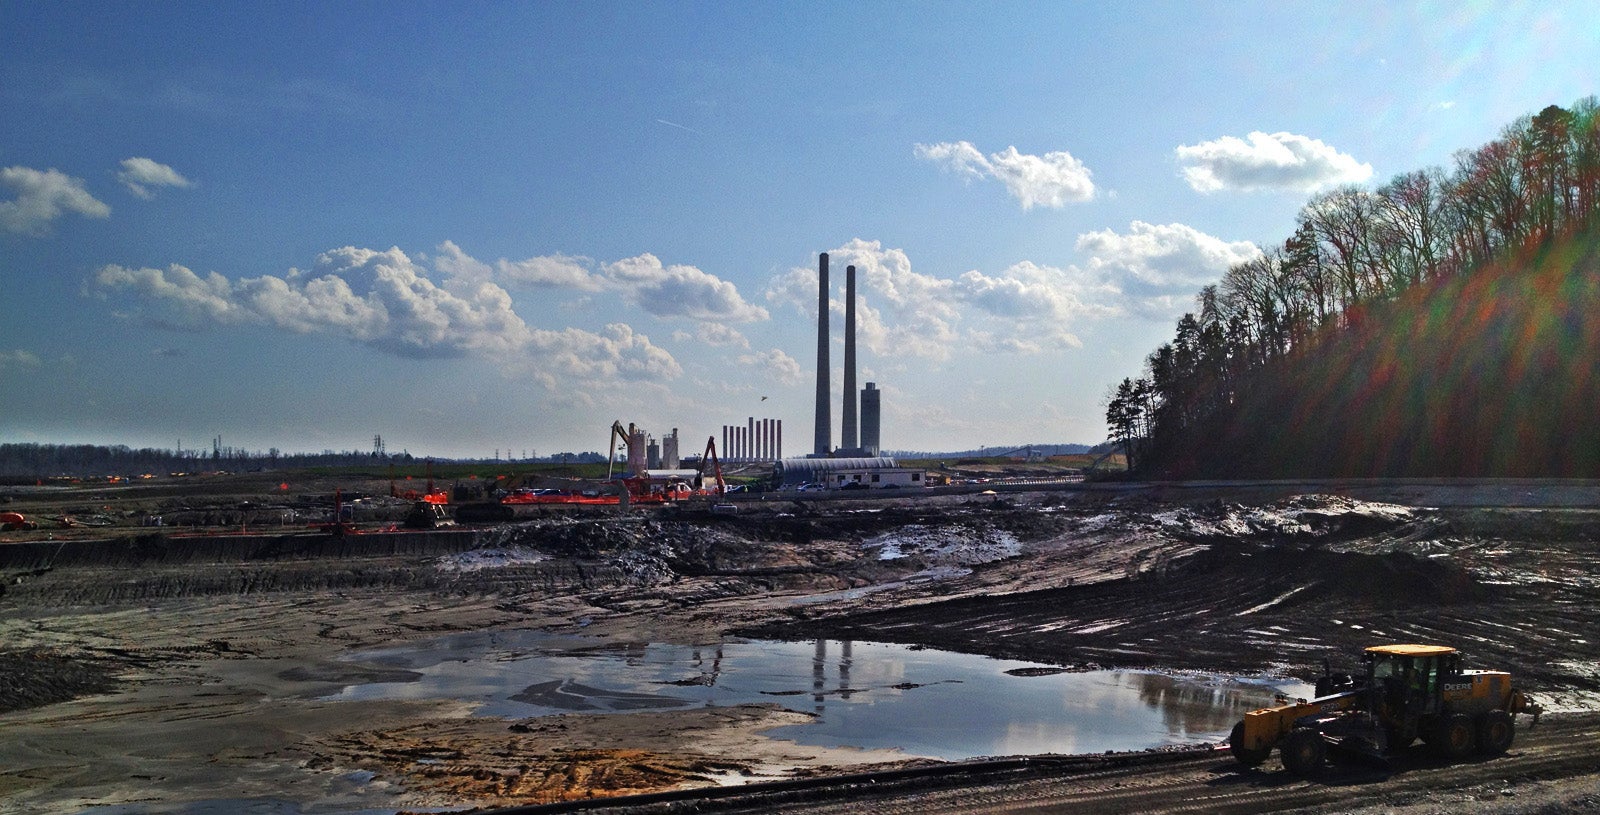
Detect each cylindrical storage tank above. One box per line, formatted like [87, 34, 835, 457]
[627, 427, 648, 476]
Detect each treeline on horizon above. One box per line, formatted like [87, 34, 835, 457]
[0, 440, 1105, 479]
[0, 443, 609, 478]
[886, 443, 1096, 459]
[1107, 98, 1600, 478]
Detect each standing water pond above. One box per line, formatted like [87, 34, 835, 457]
[321, 631, 1310, 760]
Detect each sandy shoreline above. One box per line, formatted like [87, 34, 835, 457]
[0, 589, 922, 814]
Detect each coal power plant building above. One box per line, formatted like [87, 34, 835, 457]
[778, 252, 893, 489]
[773, 455, 900, 488]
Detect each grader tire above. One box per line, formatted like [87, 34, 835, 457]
[1281, 728, 1327, 775]
[1229, 722, 1270, 768]
[1478, 710, 1515, 755]
[1434, 713, 1476, 760]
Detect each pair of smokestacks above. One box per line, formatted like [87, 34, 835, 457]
[813, 253, 880, 457]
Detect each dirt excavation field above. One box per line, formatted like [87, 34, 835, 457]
[4, 477, 1600, 813]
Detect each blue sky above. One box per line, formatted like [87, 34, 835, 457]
[2, 2, 1596, 458]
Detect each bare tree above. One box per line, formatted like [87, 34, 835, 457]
[1374, 168, 1448, 287]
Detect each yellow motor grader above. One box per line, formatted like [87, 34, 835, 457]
[1230, 644, 1541, 774]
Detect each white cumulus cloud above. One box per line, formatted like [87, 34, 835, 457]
[94, 247, 529, 357]
[914, 140, 1095, 209]
[90, 245, 681, 384]
[117, 157, 193, 199]
[673, 322, 750, 349]
[955, 260, 1121, 348]
[0, 166, 110, 235]
[1077, 221, 1263, 320]
[806, 239, 961, 359]
[767, 226, 1253, 353]
[93, 263, 238, 326]
[529, 323, 681, 385]
[1076, 221, 1262, 288]
[499, 253, 600, 289]
[601, 253, 769, 322]
[913, 140, 990, 181]
[737, 348, 804, 385]
[445, 244, 761, 322]
[1175, 131, 1372, 193]
[767, 239, 1121, 359]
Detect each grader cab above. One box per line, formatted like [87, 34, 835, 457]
[1230, 644, 1541, 774]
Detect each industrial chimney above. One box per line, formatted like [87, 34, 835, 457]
[841, 264, 858, 452]
[813, 253, 831, 457]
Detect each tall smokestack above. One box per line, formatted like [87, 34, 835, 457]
[841, 264, 858, 452]
[813, 253, 831, 456]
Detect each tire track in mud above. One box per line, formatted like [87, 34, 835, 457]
[0, 516, 881, 607]
[749, 521, 1600, 705]
[528, 714, 1600, 815]
[750, 542, 1500, 669]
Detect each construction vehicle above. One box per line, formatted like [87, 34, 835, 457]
[696, 435, 726, 497]
[402, 499, 455, 529]
[314, 489, 361, 537]
[1, 511, 37, 531]
[1230, 644, 1541, 774]
[391, 459, 449, 505]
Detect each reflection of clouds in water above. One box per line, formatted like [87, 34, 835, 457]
[319, 634, 1308, 760]
[1057, 673, 1141, 717]
[511, 679, 692, 711]
[1131, 672, 1313, 738]
[1000, 720, 1077, 757]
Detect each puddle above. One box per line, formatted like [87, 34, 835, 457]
[317, 633, 1310, 760]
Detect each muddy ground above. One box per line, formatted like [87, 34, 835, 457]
[3, 478, 1600, 813]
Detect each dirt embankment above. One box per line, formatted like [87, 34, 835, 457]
[748, 498, 1600, 702]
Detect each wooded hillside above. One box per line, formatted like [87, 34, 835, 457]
[1108, 98, 1600, 477]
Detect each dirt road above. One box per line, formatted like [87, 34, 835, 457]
[4, 479, 1600, 813]
[514, 713, 1600, 814]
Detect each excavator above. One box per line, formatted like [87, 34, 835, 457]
[696, 435, 726, 495]
[1230, 644, 1541, 774]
